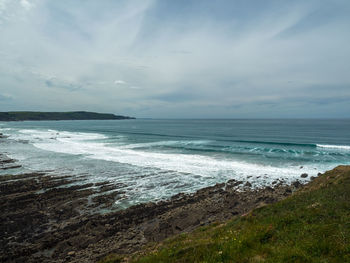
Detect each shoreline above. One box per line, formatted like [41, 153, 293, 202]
[0, 153, 313, 263]
[0, 111, 135, 122]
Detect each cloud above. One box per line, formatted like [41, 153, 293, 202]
[0, 0, 8, 14]
[0, 93, 13, 101]
[45, 78, 82, 92]
[0, 0, 349, 117]
[115, 80, 142, 90]
[20, 0, 32, 10]
[114, 80, 126, 85]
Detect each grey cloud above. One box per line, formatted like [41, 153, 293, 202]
[45, 78, 82, 92]
[304, 96, 350, 106]
[0, 93, 13, 101]
[0, 0, 349, 118]
[114, 80, 127, 85]
[153, 91, 199, 103]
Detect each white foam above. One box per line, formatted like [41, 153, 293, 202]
[11, 129, 106, 142]
[317, 144, 350, 150]
[10, 128, 322, 186]
[5, 127, 339, 207]
[120, 140, 211, 149]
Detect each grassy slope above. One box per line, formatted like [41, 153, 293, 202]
[101, 166, 350, 263]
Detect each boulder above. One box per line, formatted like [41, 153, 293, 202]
[244, 181, 252, 187]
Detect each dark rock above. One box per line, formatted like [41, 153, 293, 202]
[285, 188, 292, 194]
[265, 186, 274, 192]
[0, 151, 302, 263]
[227, 179, 236, 184]
[67, 251, 75, 256]
[233, 181, 243, 187]
[0, 165, 22, 170]
[300, 173, 308, 178]
[244, 181, 252, 187]
[94, 181, 110, 186]
[292, 181, 301, 188]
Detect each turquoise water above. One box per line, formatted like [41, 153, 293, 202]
[1, 119, 349, 208]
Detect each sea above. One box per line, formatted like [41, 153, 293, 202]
[1, 119, 349, 208]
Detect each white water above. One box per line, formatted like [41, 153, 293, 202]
[12, 129, 323, 184]
[1, 125, 346, 207]
[317, 144, 350, 150]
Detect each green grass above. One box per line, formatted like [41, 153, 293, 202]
[101, 166, 350, 263]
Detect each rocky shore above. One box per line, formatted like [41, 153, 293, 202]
[0, 153, 308, 263]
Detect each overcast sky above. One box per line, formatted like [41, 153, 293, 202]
[0, 0, 349, 118]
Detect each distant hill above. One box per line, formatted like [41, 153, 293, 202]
[0, 111, 135, 121]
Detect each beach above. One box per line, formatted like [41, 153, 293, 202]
[1, 1, 349, 260]
[1, 119, 349, 262]
[0, 152, 307, 262]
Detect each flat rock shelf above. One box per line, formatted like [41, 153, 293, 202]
[0, 153, 309, 263]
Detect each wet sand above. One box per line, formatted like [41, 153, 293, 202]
[0, 152, 307, 262]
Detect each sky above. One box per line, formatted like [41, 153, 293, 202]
[0, 0, 349, 118]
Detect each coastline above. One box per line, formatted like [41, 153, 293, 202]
[1, 153, 310, 263]
[0, 111, 135, 121]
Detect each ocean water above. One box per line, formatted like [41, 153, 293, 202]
[1, 119, 349, 208]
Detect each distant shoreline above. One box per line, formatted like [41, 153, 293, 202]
[0, 111, 135, 121]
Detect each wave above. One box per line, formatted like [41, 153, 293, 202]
[119, 134, 319, 148]
[5, 128, 328, 184]
[122, 141, 350, 158]
[32, 138, 318, 181]
[118, 131, 190, 139]
[8, 129, 350, 156]
[120, 140, 212, 149]
[317, 144, 350, 150]
[18, 129, 108, 141]
[216, 139, 317, 148]
[12, 128, 350, 152]
[91, 130, 321, 148]
[2, 122, 349, 207]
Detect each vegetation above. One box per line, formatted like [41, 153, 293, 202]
[0, 111, 134, 121]
[100, 166, 350, 263]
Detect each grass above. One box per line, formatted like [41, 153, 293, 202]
[100, 166, 350, 263]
